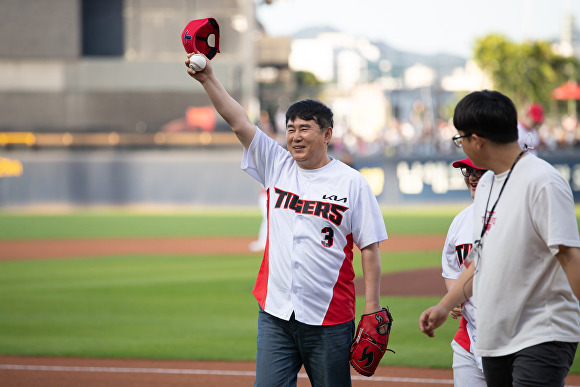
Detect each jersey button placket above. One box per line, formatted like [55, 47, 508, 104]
[290, 261, 302, 316]
[291, 177, 311, 318]
[291, 214, 304, 315]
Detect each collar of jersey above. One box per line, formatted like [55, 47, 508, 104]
[296, 157, 336, 175]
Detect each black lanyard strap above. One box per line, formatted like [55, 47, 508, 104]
[479, 149, 527, 240]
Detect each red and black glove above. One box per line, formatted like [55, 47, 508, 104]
[350, 307, 394, 377]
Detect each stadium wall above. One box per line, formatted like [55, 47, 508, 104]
[0, 149, 579, 208]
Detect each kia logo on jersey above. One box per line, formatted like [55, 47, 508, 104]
[322, 194, 347, 203]
[274, 187, 348, 226]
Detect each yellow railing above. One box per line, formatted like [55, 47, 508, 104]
[0, 132, 241, 147]
[0, 132, 36, 146]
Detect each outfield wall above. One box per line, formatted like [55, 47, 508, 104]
[0, 149, 579, 208]
[359, 152, 580, 204]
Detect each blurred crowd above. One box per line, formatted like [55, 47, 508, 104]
[258, 101, 580, 159]
[540, 115, 580, 150]
[332, 118, 459, 158]
[333, 113, 580, 158]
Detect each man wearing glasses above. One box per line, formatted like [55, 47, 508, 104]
[441, 158, 487, 386]
[420, 90, 580, 386]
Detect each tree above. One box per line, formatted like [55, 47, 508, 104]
[293, 71, 324, 101]
[473, 34, 579, 109]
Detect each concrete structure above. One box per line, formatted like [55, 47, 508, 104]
[0, 0, 257, 133]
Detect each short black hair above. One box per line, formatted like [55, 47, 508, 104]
[285, 99, 333, 131]
[453, 90, 518, 143]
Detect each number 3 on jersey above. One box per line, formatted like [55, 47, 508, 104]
[321, 226, 334, 248]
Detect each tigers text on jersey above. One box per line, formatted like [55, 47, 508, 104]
[242, 129, 388, 326]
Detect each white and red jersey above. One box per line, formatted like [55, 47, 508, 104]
[242, 129, 388, 326]
[442, 204, 482, 369]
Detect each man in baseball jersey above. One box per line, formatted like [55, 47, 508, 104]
[420, 90, 580, 386]
[442, 158, 487, 386]
[186, 54, 388, 386]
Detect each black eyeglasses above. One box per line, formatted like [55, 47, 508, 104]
[452, 134, 472, 148]
[460, 167, 486, 178]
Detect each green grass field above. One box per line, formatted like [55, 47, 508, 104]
[0, 206, 468, 240]
[1, 208, 579, 372]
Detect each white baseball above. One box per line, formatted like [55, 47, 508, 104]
[189, 54, 206, 71]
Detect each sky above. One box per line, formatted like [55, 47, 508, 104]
[255, 0, 580, 58]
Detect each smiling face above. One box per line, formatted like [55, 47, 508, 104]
[463, 167, 486, 199]
[465, 174, 478, 199]
[286, 117, 332, 169]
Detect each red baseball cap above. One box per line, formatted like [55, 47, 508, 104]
[452, 158, 486, 170]
[527, 103, 544, 123]
[181, 18, 221, 59]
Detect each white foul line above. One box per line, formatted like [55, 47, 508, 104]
[2, 364, 579, 387]
[0, 364, 456, 384]
[0, 364, 254, 376]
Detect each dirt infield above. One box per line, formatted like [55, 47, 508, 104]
[0, 235, 445, 261]
[2, 235, 579, 386]
[2, 355, 580, 387]
[0, 355, 458, 387]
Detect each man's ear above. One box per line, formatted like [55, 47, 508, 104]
[324, 127, 333, 143]
[470, 133, 486, 150]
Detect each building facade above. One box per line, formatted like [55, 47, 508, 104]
[0, 0, 257, 133]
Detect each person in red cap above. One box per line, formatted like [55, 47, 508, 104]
[442, 157, 487, 386]
[517, 103, 544, 155]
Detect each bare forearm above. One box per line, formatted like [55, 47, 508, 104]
[439, 263, 474, 311]
[419, 263, 474, 336]
[444, 278, 457, 292]
[444, 278, 463, 319]
[361, 242, 382, 313]
[199, 75, 255, 147]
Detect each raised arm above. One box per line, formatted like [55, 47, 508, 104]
[186, 54, 256, 149]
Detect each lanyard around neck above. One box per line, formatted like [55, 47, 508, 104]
[479, 149, 527, 240]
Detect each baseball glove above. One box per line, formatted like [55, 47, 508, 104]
[350, 307, 394, 377]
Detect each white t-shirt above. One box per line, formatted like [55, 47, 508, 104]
[442, 204, 480, 366]
[472, 154, 580, 357]
[242, 128, 388, 326]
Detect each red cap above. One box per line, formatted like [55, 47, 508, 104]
[181, 18, 220, 59]
[452, 158, 486, 170]
[527, 104, 544, 123]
